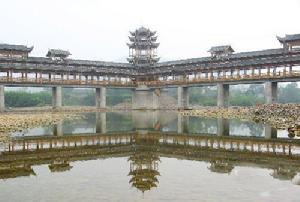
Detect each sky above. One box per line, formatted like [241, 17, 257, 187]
[0, 0, 300, 62]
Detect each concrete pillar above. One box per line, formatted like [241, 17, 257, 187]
[217, 118, 229, 136]
[178, 86, 189, 109]
[265, 125, 277, 139]
[132, 85, 159, 109]
[265, 82, 277, 104]
[96, 112, 107, 133]
[237, 69, 240, 77]
[177, 113, 189, 134]
[0, 85, 4, 112]
[217, 84, 229, 107]
[95, 87, 106, 108]
[52, 86, 62, 109]
[53, 121, 63, 136]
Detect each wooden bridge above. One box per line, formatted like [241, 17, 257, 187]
[1, 31, 300, 110]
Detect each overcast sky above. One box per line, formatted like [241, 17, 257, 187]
[1, 0, 300, 62]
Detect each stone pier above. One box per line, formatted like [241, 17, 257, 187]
[217, 118, 230, 136]
[95, 87, 106, 109]
[0, 85, 4, 112]
[265, 81, 277, 104]
[217, 84, 229, 107]
[178, 86, 189, 109]
[96, 112, 107, 134]
[52, 86, 62, 109]
[265, 125, 277, 139]
[177, 113, 189, 134]
[132, 85, 159, 110]
[53, 121, 63, 136]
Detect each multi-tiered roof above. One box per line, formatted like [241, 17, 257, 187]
[127, 27, 159, 67]
[0, 44, 33, 59]
[277, 34, 300, 51]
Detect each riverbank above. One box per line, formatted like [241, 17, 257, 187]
[1, 104, 300, 142]
[181, 104, 300, 132]
[0, 112, 82, 143]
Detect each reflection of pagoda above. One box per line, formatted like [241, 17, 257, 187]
[128, 134, 160, 192]
[127, 26, 159, 67]
[208, 160, 234, 174]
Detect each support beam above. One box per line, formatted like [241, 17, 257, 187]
[217, 118, 229, 136]
[96, 87, 106, 109]
[52, 86, 62, 109]
[96, 112, 107, 133]
[0, 85, 4, 112]
[53, 121, 63, 136]
[217, 84, 229, 107]
[178, 86, 189, 109]
[265, 81, 277, 104]
[132, 85, 158, 109]
[265, 125, 277, 139]
[177, 113, 189, 134]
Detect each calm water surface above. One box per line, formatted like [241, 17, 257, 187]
[0, 111, 300, 202]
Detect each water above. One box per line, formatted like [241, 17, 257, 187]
[1, 111, 300, 202]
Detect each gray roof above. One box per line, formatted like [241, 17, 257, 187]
[208, 45, 234, 53]
[277, 34, 300, 43]
[0, 43, 33, 52]
[130, 27, 156, 36]
[46, 49, 71, 58]
[156, 48, 287, 67]
[1, 47, 300, 77]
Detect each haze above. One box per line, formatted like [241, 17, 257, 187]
[0, 0, 300, 62]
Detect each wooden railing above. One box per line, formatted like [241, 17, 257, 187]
[0, 71, 300, 87]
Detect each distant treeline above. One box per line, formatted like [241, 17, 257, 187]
[5, 88, 132, 108]
[4, 83, 300, 108]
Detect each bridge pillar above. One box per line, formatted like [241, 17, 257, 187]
[96, 112, 107, 133]
[0, 85, 4, 112]
[53, 121, 63, 136]
[177, 113, 189, 133]
[217, 118, 230, 136]
[265, 125, 277, 139]
[95, 87, 106, 109]
[265, 81, 277, 104]
[132, 85, 159, 110]
[177, 86, 189, 109]
[217, 84, 229, 107]
[52, 86, 62, 109]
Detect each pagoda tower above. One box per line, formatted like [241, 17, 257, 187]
[127, 27, 159, 67]
[129, 27, 160, 110]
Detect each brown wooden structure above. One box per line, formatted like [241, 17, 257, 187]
[0, 29, 300, 110]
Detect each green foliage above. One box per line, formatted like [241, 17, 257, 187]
[107, 89, 132, 106]
[278, 83, 300, 103]
[63, 88, 95, 106]
[189, 86, 217, 106]
[229, 94, 264, 106]
[5, 91, 52, 107]
[3, 82, 300, 108]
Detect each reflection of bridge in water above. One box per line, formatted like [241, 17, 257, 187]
[1, 129, 300, 190]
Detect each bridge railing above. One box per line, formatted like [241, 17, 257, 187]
[0, 76, 136, 87]
[4, 132, 300, 157]
[1, 69, 300, 87]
